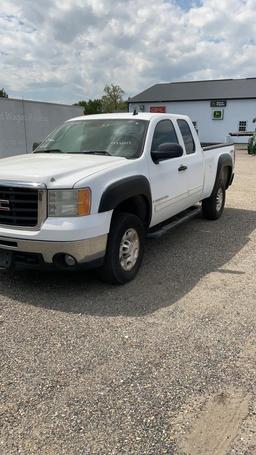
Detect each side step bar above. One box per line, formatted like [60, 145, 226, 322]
[147, 206, 202, 239]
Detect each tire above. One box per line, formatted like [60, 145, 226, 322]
[98, 212, 145, 284]
[202, 181, 226, 220]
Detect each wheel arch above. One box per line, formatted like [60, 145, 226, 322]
[98, 176, 152, 227]
[212, 153, 233, 194]
[221, 166, 233, 189]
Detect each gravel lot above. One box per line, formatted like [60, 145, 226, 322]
[1, 149, 256, 455]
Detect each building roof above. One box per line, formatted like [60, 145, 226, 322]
[129, 78, 256, 103]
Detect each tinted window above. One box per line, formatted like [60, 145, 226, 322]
[178, 120, 195, 154]
[151, 120, 178, 151]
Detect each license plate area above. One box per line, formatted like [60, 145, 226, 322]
[0, 250, 13, 268]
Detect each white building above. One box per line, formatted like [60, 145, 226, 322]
[129, 78, 256, 144]
[0, 98, 83, 158]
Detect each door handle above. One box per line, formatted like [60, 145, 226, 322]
[178, 165, 188, 172]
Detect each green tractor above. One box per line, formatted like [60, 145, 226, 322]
[248, 118, 256, 155]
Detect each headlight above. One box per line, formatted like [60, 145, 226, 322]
[48, 188, 91, 217]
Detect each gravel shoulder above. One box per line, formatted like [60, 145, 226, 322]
[0, 149, 256, 454]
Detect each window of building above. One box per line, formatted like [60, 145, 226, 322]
[177, 119, 195, 155]
[239, 121, 247, 132]
[151, 120, 178, 151]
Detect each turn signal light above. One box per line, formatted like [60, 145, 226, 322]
[78, 188, 91, 216]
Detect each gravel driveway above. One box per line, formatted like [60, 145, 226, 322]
[1, 149, 256, 454]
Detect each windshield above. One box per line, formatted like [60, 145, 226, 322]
[35, 119, 149, 159]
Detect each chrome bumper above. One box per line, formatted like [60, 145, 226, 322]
[0, 234, 107, 264]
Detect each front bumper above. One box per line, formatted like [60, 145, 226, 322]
[0, 234, 107, 269]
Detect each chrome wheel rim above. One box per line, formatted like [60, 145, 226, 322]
[216, 188, 223, 212]
[119, 228, 140, 272]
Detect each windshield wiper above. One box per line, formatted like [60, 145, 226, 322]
[34, 149, 113, 156]
[34, 149, 63, 154]
[80, 150, 112, 156]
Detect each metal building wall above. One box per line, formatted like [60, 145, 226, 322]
[129, 99, 256, 143]
[0, 98, 84, 158]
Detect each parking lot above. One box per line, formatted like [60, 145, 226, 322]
[0, 149, 256, 454]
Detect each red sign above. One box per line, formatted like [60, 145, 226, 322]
[150, 106, 166, 113]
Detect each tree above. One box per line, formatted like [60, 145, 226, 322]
[0, 88, 8, 98]
[74, 84, 128, 115]
[101, 84, 126, 113]
[74, 98, 102, 115]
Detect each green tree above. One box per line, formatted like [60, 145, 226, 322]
[74, 84, 128, 115]
[101, 84, 126, 113]
[74, 98, 102, 115]
[0, 88, 8, 98]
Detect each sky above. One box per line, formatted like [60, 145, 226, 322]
[0, 0, 256, 104]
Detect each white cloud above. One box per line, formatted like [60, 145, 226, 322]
[0, 0, 255, 103]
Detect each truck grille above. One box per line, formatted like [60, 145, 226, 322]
[0, 186, 39, 227]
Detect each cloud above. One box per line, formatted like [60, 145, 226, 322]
[0, 0, 255, 103]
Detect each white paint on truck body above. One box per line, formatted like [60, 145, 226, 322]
[0, 112, 235, 268]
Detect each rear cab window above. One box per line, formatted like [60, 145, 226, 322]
[177, 119, 195, 155]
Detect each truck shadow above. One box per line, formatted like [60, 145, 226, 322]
[0, 207, 255, 317]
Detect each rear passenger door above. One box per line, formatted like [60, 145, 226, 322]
[177, 119, 204, 205]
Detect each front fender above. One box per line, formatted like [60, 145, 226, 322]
[98, 175, 152, 218]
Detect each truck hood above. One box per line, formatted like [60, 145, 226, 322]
[0, 153, 127, 187]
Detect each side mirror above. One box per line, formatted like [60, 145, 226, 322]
[151, 142, 183, 164]
[32, 142, 41, 151]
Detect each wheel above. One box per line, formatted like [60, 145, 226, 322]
[202, 181, 226, 220]
[98, 212, 145, 284]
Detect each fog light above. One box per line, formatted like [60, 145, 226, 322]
[64, 254, 76, 267]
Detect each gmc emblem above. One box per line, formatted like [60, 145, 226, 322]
[0, 199, 10, 212]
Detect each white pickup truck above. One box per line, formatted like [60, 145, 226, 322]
[0, 113, 235, 283]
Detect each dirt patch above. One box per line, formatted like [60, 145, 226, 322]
[237, 338, 256, 376]
[178, 389, 250, 455]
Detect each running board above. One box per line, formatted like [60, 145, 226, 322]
[147, 206, 202, 239]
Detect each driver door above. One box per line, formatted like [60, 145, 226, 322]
[148, 119, 189, 226]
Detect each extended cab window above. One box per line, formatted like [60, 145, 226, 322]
[151, 120, 178, 151]
[177, 120, 195, 155]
